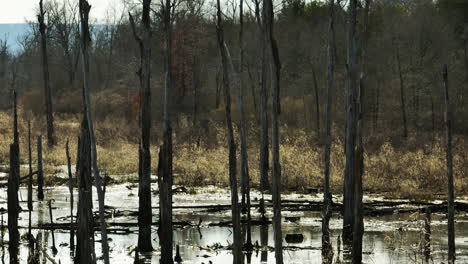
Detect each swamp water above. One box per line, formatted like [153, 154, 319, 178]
[0, 185, 468, 263]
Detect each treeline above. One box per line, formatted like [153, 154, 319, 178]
[0, 0, 467, 144]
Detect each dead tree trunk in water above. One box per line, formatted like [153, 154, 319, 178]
[237, 0, 253, 250]
[216, 1, 243, 263]
[37, 136, 44, 201]
[78, 1, 110, 263]
[28, 121, 33, 242]
[129, 0, 154, 252]
[75, 123, 95, 264]
[38, 0, 55, 147]
[443, 65, 455, 264]
[264, 0, 283, 262]
[8, 92, 20, 264]
[66, 139, 75, 251]
[160, 0, 174, 262]
[253, 0, 269, 222]
[343, 0, 358, 245]
[322, 0, 336, 262]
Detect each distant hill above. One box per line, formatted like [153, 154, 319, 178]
[0, 24, 31, 53]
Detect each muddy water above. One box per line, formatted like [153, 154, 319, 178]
[0, 185, 468, 263]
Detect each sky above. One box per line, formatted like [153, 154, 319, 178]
[0, 0, 125, 24]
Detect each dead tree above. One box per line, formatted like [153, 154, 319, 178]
[78, 1, 110, 263]
[216, 0, 243, 262]
[28, 121, 33, 242]
[160, 0, 174, 262]
[254, 0, 270, 219]
[237, 0, 253, 250]
[263, 0, 283, 262]
[129, 0, 154, 252]
[443, 65, 455, 264]
[343, 0, 358, 245]
[322, 0, 336, 262]
[66, 139, 75, 250]
[37, 136, 44, 201]
[38, 0, 55, 147]
[8, 91, 20, 264]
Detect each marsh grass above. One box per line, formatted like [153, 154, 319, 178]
[1, 105, 467, 199]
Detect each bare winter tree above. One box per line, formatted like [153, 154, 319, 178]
[78, 1, 110, 263]
[38, 0, 55, 147]
[264, 0, 283, 263]
[216, 0, 243, 262]
[129, 0, 154, 253]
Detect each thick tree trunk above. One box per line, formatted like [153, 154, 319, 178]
[160, 0, 174, 261]
[129, 0, 154, 253]
[8, 93, 20, 264]
[343, 0, 358, 245]
[66, 139, 75, 251]
[37, 135, 44, 201]
[322, 1, 336, 262]
[443, 65, 455, 264]
[38, 0, 55, 147]
[78, 1, 110, 263]
[264, 0, 283, 263]
[216, 1, 243, 263]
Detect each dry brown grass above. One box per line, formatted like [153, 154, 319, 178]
[1, 104, 468, 199]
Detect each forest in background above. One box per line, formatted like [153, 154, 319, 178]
[0, 0, 468, 197]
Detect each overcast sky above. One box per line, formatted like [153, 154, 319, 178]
[0, 0, 125, 24]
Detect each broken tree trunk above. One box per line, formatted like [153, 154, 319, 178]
[37, 135, 44, 201]
[443, 65, 455, 264]
[216, 1, 243, 263]
[264, 0, 283, 262]
[343, 0, 358, 245]
[322, 0, 336, 262]
[78, 1, 110, 263]
[160, 0, 174, 262]
[38, 0, 55, 147]
[129, 0, 154, 252]
[66, 139, 75, 251]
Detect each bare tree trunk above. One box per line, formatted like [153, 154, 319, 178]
[28, 121, 33, 242]
[443, 65, 455, 264]
[254, 0, 269, 221]
[216, 1, 243, 263]
[66, 139, 75, 251]
[264, 0, 283, 263]
[78, 2, 110, 263]
[38, 0, 55, 147]
[129, 0, 154, 253]
[343, 0, 358, 245]
[8, 91, 20, 264]
[37, 136, 44, 201]
[396, 43, 408, 138]
[312, 67, 320, 136]
[322, 1, 336, 262]
[424, 207, 431, 262]
[160, 0, 174, 261]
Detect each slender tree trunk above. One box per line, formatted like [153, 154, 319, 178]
[322, 1, 336, 262]
[264, 0, 283, 262]
[38, 0, 55, 147]
[129, 0, 154, 253]
[216, 1, 243, 263]
[312, 67, 321, 136]
[396, 43, 408, 138]
[28, 121, 33, 242]
[78, 2, 110, 263]
[66, 139, 75, 251]
[160, 0, 174, 261]
[8, 91, 20, 264]
[443, 65, 455, 264]
[37, 136, 44, 201]
[343, 0, 358, 245]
